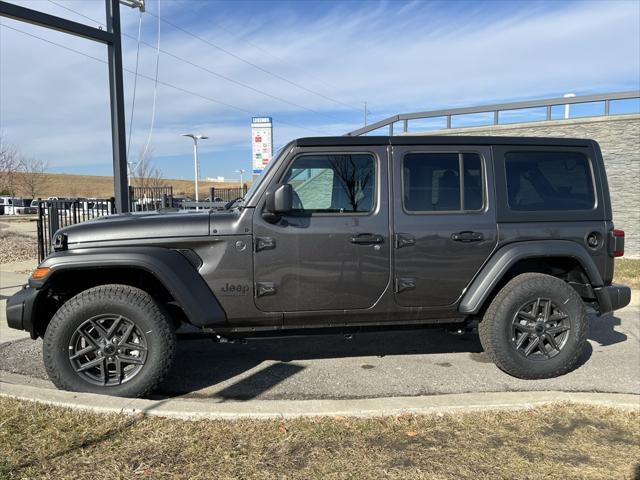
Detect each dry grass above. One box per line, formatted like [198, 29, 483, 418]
[10, 172, 245, 199]
[615, 259, 640, 289]
[0, 398, 638, 480]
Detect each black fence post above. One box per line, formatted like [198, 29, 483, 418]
[36, 200, 45, 262]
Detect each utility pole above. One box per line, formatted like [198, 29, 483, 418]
[364, 102, 368, 127]
[182, 133, 208, 209]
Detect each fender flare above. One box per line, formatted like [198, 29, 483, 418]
[458, 240, 603, 315]
[33, 247, 227, 327]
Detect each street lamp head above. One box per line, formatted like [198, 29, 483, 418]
[182, 133, 208, 141]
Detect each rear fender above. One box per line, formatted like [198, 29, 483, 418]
[458, 240, 603, 314]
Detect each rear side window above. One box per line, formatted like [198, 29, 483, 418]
[505, 151, 595, 211]
[403, 152, 484, 212]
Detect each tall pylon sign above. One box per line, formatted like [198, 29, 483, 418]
[251, 117, 273, 179]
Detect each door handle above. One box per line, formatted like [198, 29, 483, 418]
[451, 231, 484, 242]
[350, 233, 384, 245]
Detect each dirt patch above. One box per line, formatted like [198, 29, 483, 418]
[0, 230, 37, 264]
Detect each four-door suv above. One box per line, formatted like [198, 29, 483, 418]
[6, 136, 631, 398]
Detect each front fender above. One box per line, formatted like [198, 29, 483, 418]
[458, 240, 604, 314]
[33, 247, 227, 327]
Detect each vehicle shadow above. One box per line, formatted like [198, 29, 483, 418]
[154, 327, 483, 400]
[588, 313, 627, 347]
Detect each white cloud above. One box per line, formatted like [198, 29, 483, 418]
[0, 0, 638, 177]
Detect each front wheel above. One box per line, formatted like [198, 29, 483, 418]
[479, 273, 588, 379]
[44, 285, 176, 397]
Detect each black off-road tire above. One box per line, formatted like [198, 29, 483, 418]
[478, 273, 588, 379]
[43, 284, 176, 398]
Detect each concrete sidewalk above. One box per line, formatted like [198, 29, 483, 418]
[0, 372, 638, 420]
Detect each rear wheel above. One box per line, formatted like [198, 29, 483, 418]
[44, 284, 175, 397]
[479, 273, 588, 379]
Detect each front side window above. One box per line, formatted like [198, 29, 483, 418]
[403, 152, 484, 212]
[505, 151, 595, 211]
[282, 154, 376, 213]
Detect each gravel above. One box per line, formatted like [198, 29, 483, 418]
[0, 230, 38, 264]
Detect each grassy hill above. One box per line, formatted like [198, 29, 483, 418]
[9, 172, 247, 199]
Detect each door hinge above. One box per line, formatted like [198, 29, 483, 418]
[256, 281, 277, 297]
[255, 236, 276, 252]
[395, 277, 416, 293]
[394, 234, 416, 249]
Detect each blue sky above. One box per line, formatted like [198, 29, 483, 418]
[1, 0, 639, 182]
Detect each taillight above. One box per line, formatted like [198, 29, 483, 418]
[612, 229, 625, 257]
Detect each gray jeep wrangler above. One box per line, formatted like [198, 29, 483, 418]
[6, 136, 631, 398]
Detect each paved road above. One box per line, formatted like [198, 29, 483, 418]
[1, 297, 638, 401]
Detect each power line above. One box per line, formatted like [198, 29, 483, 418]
[145, 10, 359, 112]
[0, 23, 326, 136]
[141, 0, 161, 158]
[126, 11, 143, 161]
[45, 0, 347, 123]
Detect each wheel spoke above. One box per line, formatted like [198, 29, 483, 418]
[78, 330, 100, 348]
[515, 332, 530, 350]
[542, 299, 552, 322]
[75, 356, 104, 373]
[546, 333, 560, 352]
[548, 312, 568, 322]
[546, 324, 570, 335]
[88, 320, 109, 340]
[105, 315, 123, 339]
[118, 354, 144, 365]
[120, 342, 147, 352]
[523, 336, 539, 357]
[533, 298, 541, 316]
[517, 311, 535, 321]
[69, 344, 96, 360]
[119, 322, 135, 345]
[538, 336, 549, 358]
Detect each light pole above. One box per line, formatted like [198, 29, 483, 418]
[182, 133, 208, 209]
[235, 169, 246, 190]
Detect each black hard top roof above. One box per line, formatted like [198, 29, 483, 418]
[294, 136, 593, 147]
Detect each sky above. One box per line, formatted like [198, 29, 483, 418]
[1, 0, 639, 182]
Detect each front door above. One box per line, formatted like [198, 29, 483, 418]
[253, 146, 390, 313]
[392, 145, 497, 307]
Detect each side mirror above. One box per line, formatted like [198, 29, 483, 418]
[263, 184, 293, 222]
[266, 184, 293, 213]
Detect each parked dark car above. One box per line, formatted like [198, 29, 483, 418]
[6, 136, 630, 397]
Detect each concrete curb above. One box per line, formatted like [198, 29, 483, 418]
[1, 375, 638, 420]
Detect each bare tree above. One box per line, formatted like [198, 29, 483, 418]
[18, 156, 49, 199]
[328, 155, 373, 211]
[0, 137, 22, 196]
[132, 148, 166, 190]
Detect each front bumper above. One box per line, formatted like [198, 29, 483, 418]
[6, 286, 39, 337]
[594, 284, 631, 315]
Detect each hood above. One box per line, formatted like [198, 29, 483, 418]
[59, 210, 211, 245]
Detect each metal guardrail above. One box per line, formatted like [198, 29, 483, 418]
[346, 90, 640, 137]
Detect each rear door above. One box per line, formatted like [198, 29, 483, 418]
[252, 145, 391, 313]
[392, 145, 497, 307]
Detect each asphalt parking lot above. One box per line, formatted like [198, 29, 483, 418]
[1, 219, 638, 402]
[1, 298, 638, 401]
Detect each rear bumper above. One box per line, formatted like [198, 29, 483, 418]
[594, 284, 631, 315]
[5, 286, 38, 337]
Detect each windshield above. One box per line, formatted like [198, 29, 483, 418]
[243, 142, 293, 204]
